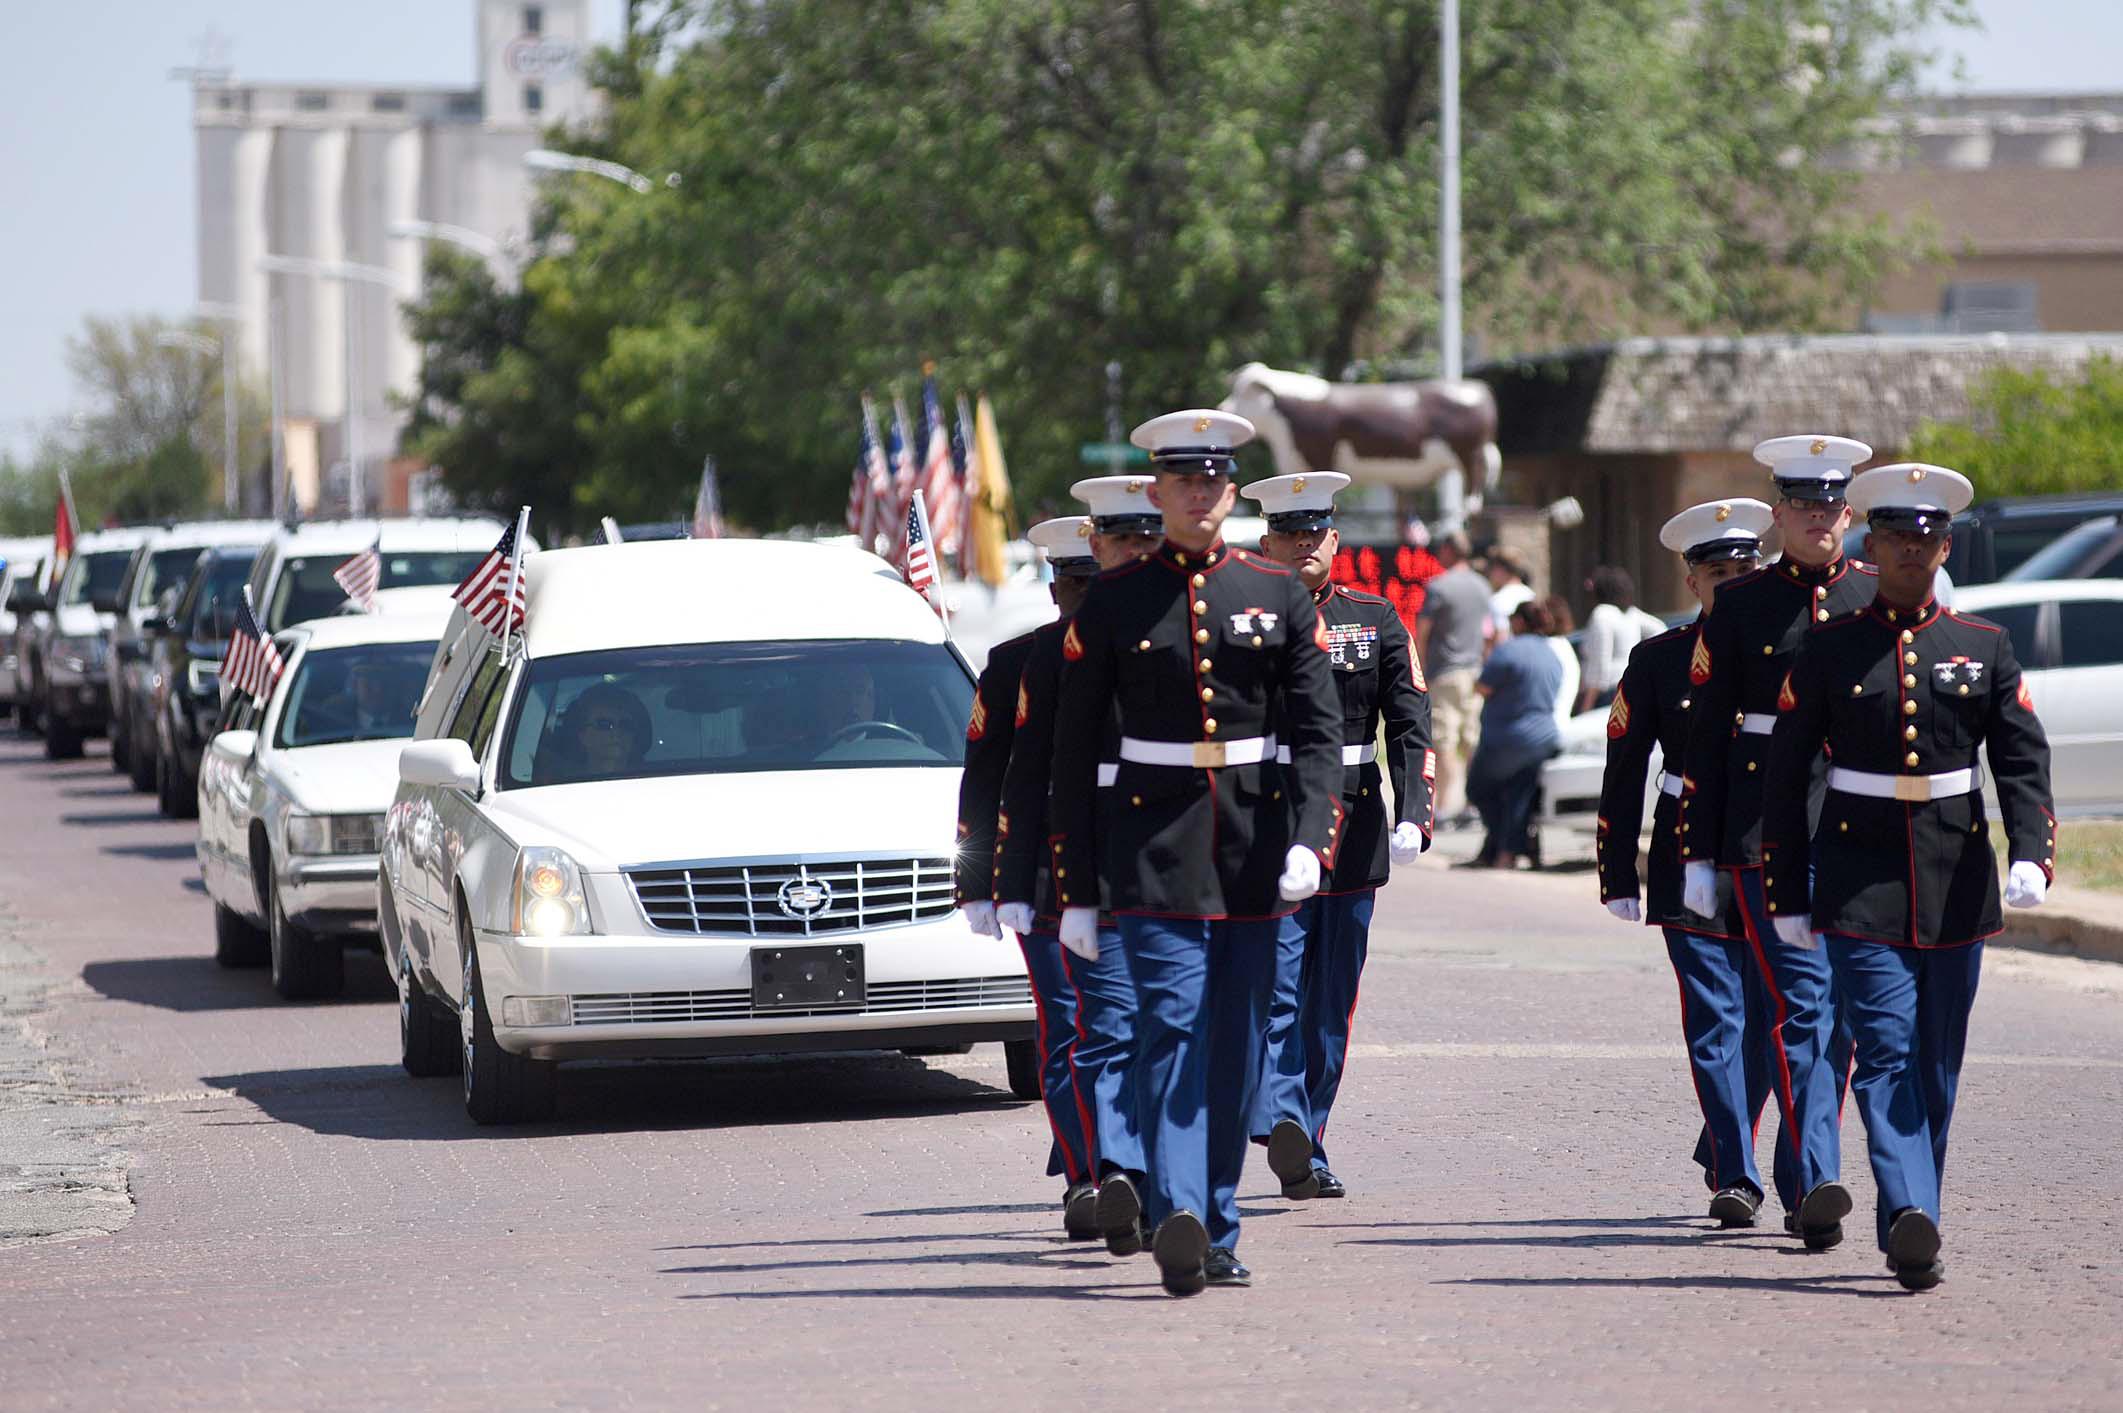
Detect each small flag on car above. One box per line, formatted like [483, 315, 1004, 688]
[904, 489, 938, 600]
[452, 514, 528, 639]
[333, 535, 382, 611]
[222, 589, 285, 703]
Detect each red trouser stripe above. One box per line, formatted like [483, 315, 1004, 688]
[1018, 935, 1085, 1183]
[1055, 948, 1101, 1176]
[1732, 866, 1805, 1181]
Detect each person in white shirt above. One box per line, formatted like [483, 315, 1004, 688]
[1485, 550, 1535, 647]
[1578, 566, 1666, 713]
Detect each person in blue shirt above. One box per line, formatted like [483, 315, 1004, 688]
[1465, 599, 1564, 869]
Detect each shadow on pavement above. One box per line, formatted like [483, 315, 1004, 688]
[81, 952, 396, 1012]
[1341, 1230, 1761, 1251]
[57, 783, 137, 800]
[100, 841, 199, 862]
[660, 1229, 1054, 1252]
[1440, 1273, 1907, 1298]
[864, 1202, 1052, 1219]
[678, 1281, 1149, 1304]
[199, 1050, 1020, 1141]
[663, 1246, 1113, 1279]
[60, 809, 169, 828]
[1315, 1215, 1701, 1231]
[181, 877, 206, 895]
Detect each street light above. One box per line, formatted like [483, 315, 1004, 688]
[155, 329, 238, 514]
[524, 147, 675, 194]
[256, 254, 408, 518]
[388, 219, 519, 284]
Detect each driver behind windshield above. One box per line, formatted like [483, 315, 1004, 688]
[550, 683, 653, 782]
[819, 665, 878, 736]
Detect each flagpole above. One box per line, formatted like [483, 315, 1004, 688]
[503, 505, 530, 662]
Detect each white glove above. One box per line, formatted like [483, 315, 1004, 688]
[961, 900, 1001, 939]
[1682, 861, 1718, 920]
[2005, 861, 2049, 909]
[995, 901, 1035, 935]
[1058, 907, 1100, 961]
[1279, 845, 1322, 902]
[1389, 821, 1429, 864]
[1605, 898, 1642, 923]
[1773, 914, 1819, 950]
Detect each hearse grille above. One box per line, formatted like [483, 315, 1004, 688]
[626, 857, 957, 937]
[568, 974, 1034, 1026]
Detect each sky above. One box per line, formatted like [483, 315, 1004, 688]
[1, 0, 2118, 459]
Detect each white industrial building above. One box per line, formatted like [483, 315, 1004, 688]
[193, 1, 596, 514]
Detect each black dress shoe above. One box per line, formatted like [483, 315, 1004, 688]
[1095, 1170, 1143, 1248]
[1796, 1181, 1852, 1251]
[1204, 1247, 1251, 1286]
[1266, 1119, 1320, 1199]
[1886, 1207, 1943, 1290]
[1063, 1181, 1100, 1239]
[1312, 1168, 1347, 1199]
[1152, 1211, 1210, 1296]
[1107, 1216, 1148, 1258]
[1708, 1184, 1763, 1228]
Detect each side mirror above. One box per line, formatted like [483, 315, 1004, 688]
[216, 728, 258, 760]
[399, 738, 481, 790]
[90, 590, 122, 615]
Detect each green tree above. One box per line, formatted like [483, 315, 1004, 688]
[1906, 357, 2123, 499]
[403, 0, 1971, 531]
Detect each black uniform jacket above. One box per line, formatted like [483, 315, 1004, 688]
[1050, 540, 1343, 921]
[1596, 620, 1747, 938]
[995, 616, 1118, 926]
[953, 629, 1039, 906]
[1310, 583, 1435, 894]
[1762, 599, 2055, 948]
[1679, 556, 1877, 869]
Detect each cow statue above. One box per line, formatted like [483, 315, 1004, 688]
[1221, 362, 1501, 527]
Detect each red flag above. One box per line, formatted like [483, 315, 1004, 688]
[52, 476, 78, 578]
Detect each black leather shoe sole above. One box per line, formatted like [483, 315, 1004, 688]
[1063, 1183, 1100, 1239]
[1893, 1258, 1945, 1292]
[1267, 1119, 1319, 1199]
[1106, 1218, 1146, 1257]
[1153, 1211, 1210, 1296]
[1095, 1172, 1142, 1240]
[1887, 1209, 1942, 1271]
[1709, 1187, 1761, 1228]
[1798, 1182, 1852, 1250]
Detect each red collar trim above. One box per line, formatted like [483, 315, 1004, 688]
[1868, 597, 1941, 631]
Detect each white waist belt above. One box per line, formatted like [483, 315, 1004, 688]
[1655, 771, 1683, 798]
[1827, 765, 1976, 803]
[1096, 763, 1118, 787]
[1118, 735, 1275, 769]
[1273, 743, 1378, 766]
[1738, 713, 1777, 736]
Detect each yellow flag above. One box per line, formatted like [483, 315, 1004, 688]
[968, 392, 1016, 587]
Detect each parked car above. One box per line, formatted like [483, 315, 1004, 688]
[0, 536, 52, 724]
[379, 538, 1036, 1123]
[2000, 513, 2123, 584]
[1947, 581, 2123, 815]
[198, 599, 452, 999]
[142, 545, 264, 811]
[107, 521, 276, 780]
[31, 528, 150, 758]
[245, 516, 527, 635]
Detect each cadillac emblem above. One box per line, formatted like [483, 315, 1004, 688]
[777, 875, 833, 919]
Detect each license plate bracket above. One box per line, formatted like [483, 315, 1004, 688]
[751, 943, 865, 1013]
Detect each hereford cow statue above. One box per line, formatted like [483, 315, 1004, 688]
[1221, 362, 1501, 525]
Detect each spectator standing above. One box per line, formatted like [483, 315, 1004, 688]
[1416, 530, 1491, 825]
[1539, 594, 1580, 731]
[1578, 566, 1666, 713]
[1465, 598, 1566, 869]
[1485, 550, 1535, 646]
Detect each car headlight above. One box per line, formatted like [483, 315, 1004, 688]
[56, 635, 106, 674]
[187, 659, 221, 697]
[286, 812, 384, 857]
[514, 846, 591, 937]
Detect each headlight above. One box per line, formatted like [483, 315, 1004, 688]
[285, 812, 384, 856]
[187, 659, 221, 697]
[514, 846, 591, 937]
[55, 635, 106, 674]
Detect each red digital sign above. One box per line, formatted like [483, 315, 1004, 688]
[1329, 543, 1443, 634]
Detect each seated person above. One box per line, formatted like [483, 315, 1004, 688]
[343, 659, 417, 739]
[818, 665, 878, 737]
[544, 683, 653, 782]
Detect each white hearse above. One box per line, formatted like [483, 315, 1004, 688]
[379, 538, 1037, 1123]
[198, 598, 452, 999]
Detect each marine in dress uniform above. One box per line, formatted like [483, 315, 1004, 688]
[1242, 470, 1434, 1202]
[1599, 498, 1794, 1226]
[995, 489, 1164, 1256]
[1677, 435, 1874, 1249]
[955, 624, 1096, 1235]
[1049, 409, 1343, 1295]
[1763, 463, 2053, 1291]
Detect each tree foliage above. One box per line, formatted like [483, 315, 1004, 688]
[1906, 357, 2123, 499]
[402, 0, 1970, 534]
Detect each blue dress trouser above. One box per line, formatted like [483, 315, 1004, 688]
[1253, 891, 1375, 1171]
[1666, 928, 1767, 1197]
[1056, 925, 1144, 1178]
[1734, 865, 1852, 1209]
[1118, 914, 1279, 1249]
[1021, 930, 1091, 1185]
[1826, 935, 1983, 1253]
[1692, 937, 1794, 1198]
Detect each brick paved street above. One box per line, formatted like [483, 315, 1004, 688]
[3, 732, 2121, 1411]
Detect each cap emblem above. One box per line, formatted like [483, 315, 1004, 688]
[1714, 503, 1731, 522]
[1075, 522, 1090, 538]
[1126, 479, 1143, 494]
[1809, 438, 1826, 455]
[1908, 467, 1926, 483]
[1193, 416, 1212, 433]
[1293, 476, 1308, 494]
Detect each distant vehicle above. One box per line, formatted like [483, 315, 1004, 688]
[197, 600, 451, 999]
[378, 538, 1035, 1124]
[244, 516, 529, 635]
[2001, 514, 2123, 583]
[0, 536, 52, 725]
[143, 546, 263, 813]
[1949, 581, 2123, 815]
[107, 522, 276, 781]
[29, 527, 150, 758]
[1842, 492, 2123, 588]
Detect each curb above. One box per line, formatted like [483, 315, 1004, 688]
[1994, 907, 2123, 967]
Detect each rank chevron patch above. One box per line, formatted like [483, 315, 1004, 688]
[1778, 671, 1797, 711]
[1063, 621, 1084, 661]
[1606, 686, 1631, 739]
[966, 695, 988, 741]
[1689, 633, 1712, 685]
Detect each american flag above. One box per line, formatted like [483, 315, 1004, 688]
[691, 455, 727, 539]
[918, 371, 960, 573]
[52, 472, 78, 578]
[858, 394, 893, 551]
[222, 590, 284, 703]
[904, 489, 939, 599]
[451, 517, 528, 638]
[332, 535, 382, 611]
[883, 392, 919, 563]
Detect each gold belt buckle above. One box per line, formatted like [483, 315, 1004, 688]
[1893, 775, 1930, 803]
[1192, 740, 1228, 769]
